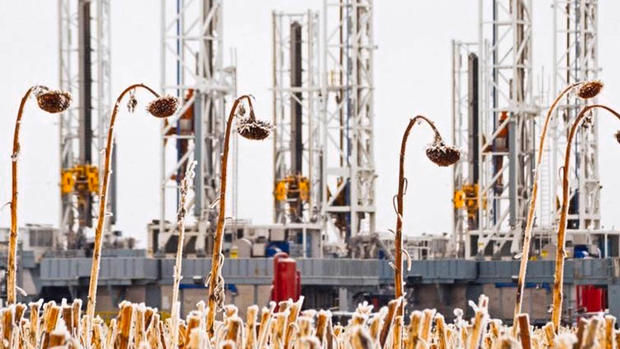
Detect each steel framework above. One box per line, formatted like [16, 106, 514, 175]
[159, 0, 236, 254]
[272, 11, 322, 225]
[451, 41, 479, 258]
[550, 0, 600, 232]
[58, 0, 112, 245]
[474, 0, 537, 257]
[321, 0, 376, 244]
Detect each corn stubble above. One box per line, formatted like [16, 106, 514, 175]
[0, 296, 616, 348]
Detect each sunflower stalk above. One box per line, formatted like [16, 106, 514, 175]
[171, 161, 197, 347]
[551, 104, 620, 330]
[8, 86, 71, 305]
[394, 115, 459, 328]
[85, 83, 177, 343]
[206, 95, 271, 337]
[513, 80, 603, 328]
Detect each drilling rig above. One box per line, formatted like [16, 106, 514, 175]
[549, 0, 601, 234]
[453, 0, 619, 262]
[321, 0, 377, 255]
[272, 10, 323, 257]
[154, 0, 237, 256]
[270, 0, 378, 258]
[451, 40, 479, 258]
[452, 0, 537, 258]
[58, 0, 113, 248]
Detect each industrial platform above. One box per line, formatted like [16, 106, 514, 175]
[4, 249, 619, 325]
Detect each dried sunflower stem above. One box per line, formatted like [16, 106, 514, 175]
[284, 298, 303, 349]
[29, 300, 42, 347]
[582, 317, 600, 349]
[368, 313, 382, 346]
[435, 314, 447, 349]
[86, 83, 160, 344]
[468, 302, 487, 349]
[392, 315, 404, 349]
[245, 305, 258, 349]
[604, 316, 615, 349]
[92, 319, 104, 349]
[379, 298, 399, 348]
[315, 310, 328, 346]
[406, 311, 422, 349]
[517, 314, 532, 349]
[394, 116, 443, 318]
[2, 306, 13, 346]
[41, 303, 60, 349]
[8, 86, 39, 305]
[257, 303, 276, 349]
[420, 308, 435, 344]
[117, 302, 133, 349]
[543, 322, 555, 347]
[206, 94, 254, 337]
[171, 161, 197, 347]
[513, 82, 582, 327]
[574, 318, 588, 349]
[551, 104, 620, 330]
[133, 306, 144, 347]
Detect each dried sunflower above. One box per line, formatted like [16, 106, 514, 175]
[426, 138, 461, 167]
[146, 95, 179, 118]
[36, 90, 72, 113]
[236, 110, 272, 140]
[577, 80, 603, 99]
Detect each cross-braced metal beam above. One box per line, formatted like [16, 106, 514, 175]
[58, 0, 112, 246]
[451, 41, 479, 258]
[272, 10, 322, 225]
[551, 0, 600, 231]
[322, 0, 376, 247]
[159, 0, 236, 254]
[474, 0, 537, 257]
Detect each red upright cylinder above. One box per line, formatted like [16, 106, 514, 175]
[272, 252, 301, 304]
[576, 285, 605, 313]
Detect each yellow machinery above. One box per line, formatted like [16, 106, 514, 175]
[274, 175, 310, 203]
[453, 184, 486, 219]
[61, 165, 100, 195]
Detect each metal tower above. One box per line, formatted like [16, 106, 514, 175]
[473, 0, 537, 257]
[550, 0, 600, 231]
[451, 41, 479, 258]
[58, 0, 113, 245]
[272, 11, 322, 225]
[321, 0, 376, 244]
[159, 0, 236, 254]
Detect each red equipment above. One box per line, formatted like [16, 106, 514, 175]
[271, 252, 301, 305]
[576, 285, 606, 313]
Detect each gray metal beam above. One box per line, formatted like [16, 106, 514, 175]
[37, 257, 620, 289]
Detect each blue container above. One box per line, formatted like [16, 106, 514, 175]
[267, 241, 290, 257]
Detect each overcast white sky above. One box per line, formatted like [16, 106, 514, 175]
[1, 1, 620, 246]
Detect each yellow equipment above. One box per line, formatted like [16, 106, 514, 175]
[61, 170, 76, 194]
[298, 177, 309, 202]
[453, 189, 466, 209]
[61, 165, 100, 194]
[274, 174, 310, 203]
[454, 184, 486, 218]
[274, 181, 287, 201]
